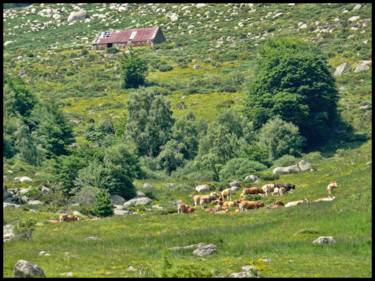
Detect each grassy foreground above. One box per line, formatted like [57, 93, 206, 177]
[3, 141, 372, 278]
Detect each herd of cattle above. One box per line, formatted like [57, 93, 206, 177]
[57, 181, 338, 220]
[177, 181, 338, 214]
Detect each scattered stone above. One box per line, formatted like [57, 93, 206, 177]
[193, 244, 217, 256]
[313, 236, 336, 245]
[114, 209, 129, 215]
[84, 237, 101, 241]
[67, 10, 88, 22]
[142, 183, 155, 189]
[73, 211, 83, 217]
[169, 242, 207, 251]
[4, 225, 15, 242]
[195, 184, 211, 193]
[136, 191, 145, 197]
[14, 260, 46, 278]
[193, 64, 201, 70]
[230, 180, 241, 187]
[61, 272, 74, 277]
[352, 4, 362, 10]
[39, 251, 50, 256]
[110, 194, 126, 205]
[196, 3, 207, 8]
[123, 197, 153, 209]
[165, 183, 175, 188]
[354, 60, 371, 73]
[297, 160, 313, 172]
[334, 62, 348, 77]
[127, 266, 136, 271]
[27, 200, 43, 205]
[348, 16, 360, 22]
[273, 164, 300, 175]
[14, 176, 33, 183]
[41, 186, 51, 194]
[3, 202, 20, 208]
[151, 205, 164, 209]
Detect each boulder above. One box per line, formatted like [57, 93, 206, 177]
[313, 236, 336, 245]
[193, 64, 201, 70]
[165, 183, 175, 188]
[4, 224, 15, 242]
[352, 4, 361, 11]
[333, 62, 348, 77]
[13, 260, 46, 278]
[348, 16, 360, 22]
[169, 13, 179, 22]
[297, 160, 313, 172]
[196, 3, 207, 8]
[73, 211, 83, 217]
[142, 183, 155, 189]
[230, 180, 240, 187]
[230, 185, 241, 191]
[15, 176, 33, 183]
[110, 194, 126, 205]
[123, 197, 153, 209]
[67, 10, 88, 23]
[273, 165, 300, 175]
[84, 237, 101, 241]
[193, 244, 218, 256]
[354, 60, 371, 73]
[3, 202, 20, 208]
[169, 242, 207, 251]
[152, 205, 164, 209]
[244, 175, 258, 182]
[136, 191, 145, 197]
[27, 200, 43, 205]
[3, 185, 12, 200]
[114, 209, 129, 215]
[41, 186, 51, 194]
[195, 184, 211, 193]
[20, 187, 32, 196]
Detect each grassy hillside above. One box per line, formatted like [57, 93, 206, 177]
[3, 3, 372, 278]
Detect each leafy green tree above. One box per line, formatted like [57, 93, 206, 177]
[194, 123, 240, 181]
[126, 87, 175, 157]
[13, 120, 45, 166]
[120, 49, 148, 89]
[245, 38, 339, 145]
[93, 189, 114, 218]
[83, 119, 115, 147]
[237, 144, 271, 167]
[73, 160, 109, 194]
[156, 140, 185, 176]
[3, 76, 38, 117]
[257, 116, 305, 161]
[28, 102, 74, 158]
[216, 108, 254, 142]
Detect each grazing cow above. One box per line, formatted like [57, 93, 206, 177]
[272, 187, 286, 196]
[239, 201, 265, 212]
[312, 196, 336, 203]
[285, 198, 309, 208]
[222, 201, 235, 208]
[178, 203, 196, 214]
[275, 183, 295, 193]
[327, 181, 337, 195]
[233, 198, 246, 206]
[220, 188, 232, 201]
[59, 213, 68, 223]
[241, 187, 264, 197]
[261, 184, 275, 196]
[194, 192, 219, 207]
[212, 208, 229, 214]
[197, 194, 220, 209]
[267, 199, 285, 209]
[65, 215, 80, 222]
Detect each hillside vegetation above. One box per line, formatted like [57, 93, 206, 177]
[3, 3, 372, 278]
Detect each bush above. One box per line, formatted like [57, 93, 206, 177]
[272, 154, 298, 168]
[159, 63, 173, 72]
[24, 188, 42, 200]
[93, 190, 114, 218]
[106, 47, 119, 54]
[14, 218, 36, 241]
[219, 158, 267, 182]
[244, 194, 262, 201]
[259, 172, 279, 181]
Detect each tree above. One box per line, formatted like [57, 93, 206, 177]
[120, 48, 148, 89]
[194, 123, 240, 181]
[245, 38, 339, 146]
[93, 189, 114, 218]
[83, 119, 115, 147]
[219, 158, 267, 182]
[257, 116, 305, 161]
[28, 102, 74, 158]
[126, 87, 175, 157]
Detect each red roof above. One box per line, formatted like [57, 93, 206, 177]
[93, 27, 159, 44]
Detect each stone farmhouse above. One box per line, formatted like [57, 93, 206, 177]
[92, 26, 165, 50]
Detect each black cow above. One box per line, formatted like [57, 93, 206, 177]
[274, 183, 295, 193]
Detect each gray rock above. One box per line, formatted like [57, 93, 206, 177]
[123, 197, 153, 209]
[84, 237, 101, 241]
[3, 186, 12, 200]
[127, 266, 137, 271]
[4, 225, 15, 242]
[333, 62, 348, 77]
[142, 183, 155, 189]
[136, 191, 145, 197]
[3, 202, 20, 208]
[110, 194, 126, 205]
[114, 209, 129, 215]
[169, 242, 207, 251]
[19, 187, 32, 196]
[193, 244, 218, 256]
[27, 200, 43, 205]
[230, 272, 251, 278]
[230, 180, 241, 187]
[354, 60, 371, 73]
[165, 183, 175, 188]
[193, 64, 201, 69]
[353, 4, 362, 10]
[297, 160, 313, 172]
[313, 236, 336, 245]
[14, 176, 33, 183]
[14, 260, 46, 278]
[39, 251, 50, 256]
[41, 186, 51, 194]
[61, 272, 74, 277]
[152, 205, 164, 209]
[230, 185, 241, 191]
[273, 165, 300, 175]
[67, 10, 88, 22]
[73, 211, 83, 217]
[244, 175, 258, 182]
[195, 184, 211, 193]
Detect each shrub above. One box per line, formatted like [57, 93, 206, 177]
[93, 190, 114, 218]
[244, 194, 262, 201]
[24, 188, 42, 200]
[106, 47, 119, 54]
[272, 154, 298, 168]
[259, 172, 279, 181]
[13, 218, 36, 241]
[159, 63, 173, 72]
[219, 158, 267, 182]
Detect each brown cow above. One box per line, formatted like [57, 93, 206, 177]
[220, 188, 232, 201]
[239, 201, 265, 212]
[327, 181, 337, 195]
[233, 198, 246, 206]
[221, 201, 235, 208]
[178, 203, 196, 214]
[59, 213, 68, 223]
[65, 215, 80, 222]
[241, 187, 264, 197]
[194, 192, 219, 208]
[211, 207, 229, 214]
[267, 199, 285, 209]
